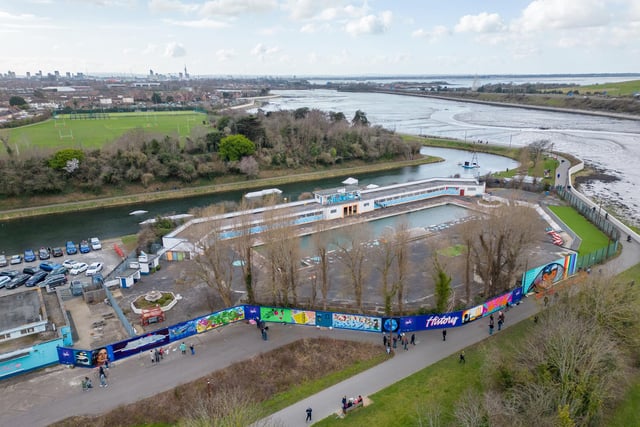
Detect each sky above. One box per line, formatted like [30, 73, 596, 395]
[1, 0, 640, 77]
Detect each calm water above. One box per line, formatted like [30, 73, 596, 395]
[0, 147, 516, 255]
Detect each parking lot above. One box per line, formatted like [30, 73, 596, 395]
[0, 238, 124, 295]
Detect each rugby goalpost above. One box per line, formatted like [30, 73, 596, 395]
[58, 128, 74, 139]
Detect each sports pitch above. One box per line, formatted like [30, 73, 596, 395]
[5, 111, 208, 153]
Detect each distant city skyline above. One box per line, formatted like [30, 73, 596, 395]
[1, 0, 639, 77]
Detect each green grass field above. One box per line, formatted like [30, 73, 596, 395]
[548, 205, 610, 254]
[4, 110, 207, 154]
[557, 79, 640, 97]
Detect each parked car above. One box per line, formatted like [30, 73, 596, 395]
[7, 273, 30, 289]
[71, 280, 85, 296]
[39, 261, 58, 272]
[0, 254, 7, 267]
[65, 241, 77, 255]
[23, 266, 39, 275]
[90, 237, 102, 250]
[25, 271, 47, 287]
[85, 262, 104, 276]
[79, 240, 91, 254]
[41, 273, 67, 288]
[0, 276, 11, 288]
[38, 247, 50, 260]
[10, 254, 22, 265]
[70, 262, 88, 275]
[50, 266, 68, 276]
[24, 249, 36, 262]
[51, 247, 64, 257]
[0, 269, 20, 278]
[62, 259, 79, 269]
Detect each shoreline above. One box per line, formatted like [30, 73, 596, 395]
[339, 88, 640, 121]
[0, 156, 442, 221]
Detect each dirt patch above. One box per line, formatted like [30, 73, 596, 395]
[573, 165, 621, 186]
[52, 337, 384, 427]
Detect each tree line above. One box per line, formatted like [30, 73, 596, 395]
[0, 108, 421, 198]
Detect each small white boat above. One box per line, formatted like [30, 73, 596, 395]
[129, 210, 148, 216]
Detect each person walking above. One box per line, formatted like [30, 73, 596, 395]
[489, 322, 494, 335]
[410, 333, 416, 345]
[189, 344, 195, 355]
[442, 329, 447, 341]
[459, 351, 466, 364]
[403, 335, 408, 351]
[154, 348, 160, 363]
[180, 342, 187, 355]
[150, 349, 155, 364]
[498, 318, 504, 331]
[305, 407, 312, 422]
[383, 335, 387, 347]
[98, 366, 108, 387]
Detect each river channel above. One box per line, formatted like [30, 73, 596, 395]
[0, 147, 517, 255]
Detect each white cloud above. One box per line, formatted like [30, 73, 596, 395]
[257, 25, 283, 35]
[164, 18, 228, 28]
[200, 0, 278, 17]
[345, 10, 392, 36]
[216, 48, 236, 61]
[514, 0, 610, 32]
[412, 25, 449, 42]
[164, 42, 186, 57]
[455, 12, 505, 33]
[148, 0, 199, 14]
[142, 43, 158, 55]
[282, 0, 346, 21]
[250, 43, 280, 61]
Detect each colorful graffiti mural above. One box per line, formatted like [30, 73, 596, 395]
[260, 307, 292, 323]
[111, 329, 170, 360]
[332, 313, 381, 332]
[291, 310, 316, 325]
[522, 254, 577, 294]
[196, 306, 245, 333]
[169, 320, 197, 341]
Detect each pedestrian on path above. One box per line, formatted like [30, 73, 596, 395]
[306, 407, 312, 422]
[150, 350, 155, 364]
[98, 366, 108, 387]
[180, 342, 186, 355]
[154, 348, 160, 363]
[489, 322, 494, 335]
[459, 351, 465, 364]
[190, 344, 195, 355]
[498, 318, 503, 331]
[386, 344, 391, 355]
[403, 335, 408, 351]
[410, 333, 415, 345]
[383, 335, 387, 347]
[442, 329, 447, 341]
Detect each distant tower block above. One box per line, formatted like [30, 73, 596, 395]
[184, 64, 189, 79]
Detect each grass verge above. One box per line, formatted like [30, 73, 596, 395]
[314, 319, 534, 427]
[548, 205, 610, 254]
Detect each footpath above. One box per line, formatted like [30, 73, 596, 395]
[1, 235, 638, 427]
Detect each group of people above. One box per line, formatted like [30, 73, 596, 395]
[83, 364, 108, 390]
[342, 395, 364, 413]
[383, 332, 416, 353]
[488, 311, 506, 335]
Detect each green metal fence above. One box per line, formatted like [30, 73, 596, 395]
[575, 241, 619, 270]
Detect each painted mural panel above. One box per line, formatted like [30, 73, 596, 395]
[412, 312, 463, 330]
[196, 306, 245, 333]
[111, 328, 170, 361]
[243, 305, 261, 320]
[259, 307, 292, 323]
[291, 310, 316, 325]
[315, 311, 333, 327]
[169, 320, 197, 341]
[522, 254, 576, 294]
[332, 313, 381, 332]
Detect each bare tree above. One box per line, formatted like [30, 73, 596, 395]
[312, 221, 333, 310]
[373, 226, 397, 315]
[528, 139, 551, 169]
[393, 221, 411, 315]
[454, 389, 489, 427]
[335, 223, 371, 310]
[468, 203, 542, 296]
[456, 219, 480, 305]
[432, 255, 452, 313]
[192, 216, 235, 307]
[232, 199, 257, 304]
